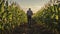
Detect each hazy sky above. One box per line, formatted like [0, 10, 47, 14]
[8, 0, 50, 13]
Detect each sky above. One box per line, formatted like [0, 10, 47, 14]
[8, 0, 50, 13]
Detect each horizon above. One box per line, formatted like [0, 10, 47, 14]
[8, 0, 50, 13]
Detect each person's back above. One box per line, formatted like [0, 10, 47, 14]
[27, 8, 33, 28]
[27, 8, 33, 16]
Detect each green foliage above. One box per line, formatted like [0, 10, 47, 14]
[0, 0, 60, 34]
[0, 0, 27, 31]
[33, 4, 59, 34]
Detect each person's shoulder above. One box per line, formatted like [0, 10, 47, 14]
[27, 10, 29, 11]
[27, 10, 28, 12]
[31, 10, 32, 12]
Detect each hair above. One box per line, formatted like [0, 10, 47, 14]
[29, 8, 31, 10]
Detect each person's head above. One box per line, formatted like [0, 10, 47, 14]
[29, 8, 31, 10]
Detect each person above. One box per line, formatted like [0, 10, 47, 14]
[27, 8, 33, 26]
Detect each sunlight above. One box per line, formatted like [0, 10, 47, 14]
[21, 6, 42, 13]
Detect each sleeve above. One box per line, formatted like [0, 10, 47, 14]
[27, 11, 28, 15]
[31, 11, 33, 15]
